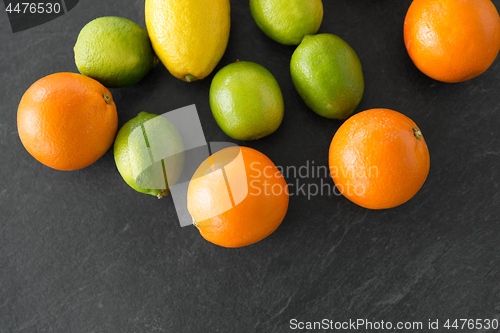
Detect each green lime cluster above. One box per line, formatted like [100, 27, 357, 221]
[210, 0, 364, 144]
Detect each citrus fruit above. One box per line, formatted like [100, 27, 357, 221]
[187, 146, 289, 248]
[210, 61, 284, 141]
[250, 0, 323, 45]
[404, 0, 500, 83]
[114, 112, 184, 198]
[145, 0, 230, 82]
[17, 72, 118, 171]
[74, 16, 158, 88]
[291, 34, 364, 119]
[329, 109, 430, 210]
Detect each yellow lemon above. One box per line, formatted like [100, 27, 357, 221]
[145, 0, 230, 82]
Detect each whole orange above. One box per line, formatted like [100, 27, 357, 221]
[404, 0, 500, 82]
[187, 147, 289, 248]
[17, 72, 118, 171]
[329, 109, 430, 210]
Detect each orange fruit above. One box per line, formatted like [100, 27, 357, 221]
[187, 146, 289, 248]
[404, 0, 500, 82]
[17, 72, 118, 171]
[329, 109, 430, 210]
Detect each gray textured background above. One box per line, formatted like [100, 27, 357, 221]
[1, 0, 500, 332]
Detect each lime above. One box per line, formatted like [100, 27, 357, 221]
[209, 61, 284, 141]
[114, 112, 184, 198]
[74, 16, 158, 88]
[291, 34, 364, 119]
[250, 0, 323, 45]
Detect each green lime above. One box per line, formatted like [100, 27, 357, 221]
[291, 34, 364, 119]
[74, 16, 158, 88]
[114, 112, 184, 198]
[210, 61, 284, 141]
[250, 0, 323, 45]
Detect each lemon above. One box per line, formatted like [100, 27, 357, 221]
[74, 17, 158, 88]
[114, 112, 184, 198]
[291, 34, 364, 119]
[210, 61, 284, 141]
[250, 0, 323, 45]
[145, 0, 230, 82]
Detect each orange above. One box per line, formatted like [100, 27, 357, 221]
[187, 146, 289, 248]
[17, 72, 118, 171]
[329, 109, 430, 210]
[404, 0, 500, 82]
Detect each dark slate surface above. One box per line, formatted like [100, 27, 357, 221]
[1, 0, 500, 332]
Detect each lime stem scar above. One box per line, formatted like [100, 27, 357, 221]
[185, 75, 196, 82]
